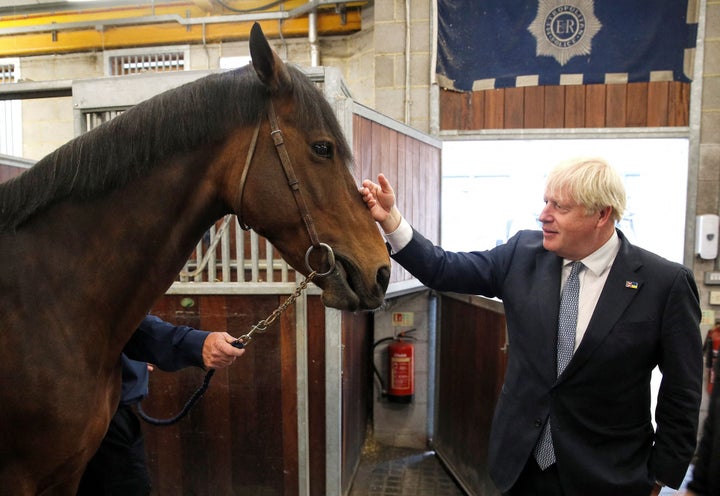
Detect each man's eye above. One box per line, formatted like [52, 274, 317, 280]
[312, 142, 333, 159]
[545, 200, 567, 211]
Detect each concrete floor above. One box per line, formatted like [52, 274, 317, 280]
[348, 444, 694, 496]
[349, 444, 465, 496]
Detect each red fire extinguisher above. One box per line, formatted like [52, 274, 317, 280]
[387, 334, 414, 403]
[704, 323, 720, 394]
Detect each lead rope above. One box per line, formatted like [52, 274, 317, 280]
[137, 271, 317, 426]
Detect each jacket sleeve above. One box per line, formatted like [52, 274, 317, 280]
[123, 314, 209, 371]
[391, 228, 526, 297]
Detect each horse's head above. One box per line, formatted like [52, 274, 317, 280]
[223, 23, 390, 311]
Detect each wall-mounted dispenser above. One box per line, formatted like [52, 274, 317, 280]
[696, 214, 720, 260]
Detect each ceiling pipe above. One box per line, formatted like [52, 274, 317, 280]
[404, 0, 410, 124]
[308, 8, 319, 67]
[0, 0, 358, 37]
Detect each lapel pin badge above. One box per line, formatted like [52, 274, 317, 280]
[625, 281, 639, 289]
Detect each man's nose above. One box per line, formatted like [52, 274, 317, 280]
[538, 206, 550, 222]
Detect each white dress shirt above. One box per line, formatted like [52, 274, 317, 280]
[568, 231, 620, 350]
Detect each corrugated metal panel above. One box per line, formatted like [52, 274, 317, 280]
[108, 51, 185, 76]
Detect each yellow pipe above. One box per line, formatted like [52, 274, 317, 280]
[0, 11, 361, 57]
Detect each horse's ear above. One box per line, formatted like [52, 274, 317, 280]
[249, 22, 292, 93]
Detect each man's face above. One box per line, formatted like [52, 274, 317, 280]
[539, 188, 602, 260]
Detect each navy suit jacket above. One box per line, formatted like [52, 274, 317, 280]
[120, 315, 209, 404]
[393, 228, 702, 494]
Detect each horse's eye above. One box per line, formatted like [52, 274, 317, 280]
[312, 142, 333, 159]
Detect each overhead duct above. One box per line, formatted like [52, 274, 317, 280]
[0, 1, 360, 36]
[0, 0, 365, 57]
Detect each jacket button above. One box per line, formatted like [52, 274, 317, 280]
[534, 419, 542, 428]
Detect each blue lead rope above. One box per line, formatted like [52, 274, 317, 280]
[137, 340, 244, 426]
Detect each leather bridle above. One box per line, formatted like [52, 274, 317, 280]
[237, 101, 336, 277]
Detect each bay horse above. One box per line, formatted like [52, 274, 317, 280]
[0, 23, 390, 495]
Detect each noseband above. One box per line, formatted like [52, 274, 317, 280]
[237, 102, 336, 277]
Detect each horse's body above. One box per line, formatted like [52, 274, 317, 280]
[0, 24, 389, 495]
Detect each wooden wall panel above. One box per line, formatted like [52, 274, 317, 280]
[434, 296, 507, 496]
[584, 85, 606, 127]
[543, 86, 565, 128]
[504, 87, 524, 128]
[647, 81, 669, 126]
[439, 90, 465, 130]
[307, 296, 327, 496]
[669, 82, 690, 126]
[352, 113, 441, 285]
[523, 86, 544, 128]
[484, 89, 505, 129]
[0, 164, 25, 183]
[440, 82, 690, 131]
[471, 91, 486, 129]
[341, 311, 373, 494]
[626, 82, 649, 127]
[564, 85, 586, 128]
[605, 84, 627, 127]
[144, 294, 300, 496]
[353, 115, 373, 192]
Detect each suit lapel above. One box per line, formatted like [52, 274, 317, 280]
[535, 251, 563, 382]
[560, 233, 643, 379]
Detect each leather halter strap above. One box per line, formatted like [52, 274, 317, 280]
[266, 102, 322, 248]
[236, 101, 335, 276]
[236, 118, 260, 231]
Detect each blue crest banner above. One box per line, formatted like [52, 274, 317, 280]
[436, 0, 698, 91]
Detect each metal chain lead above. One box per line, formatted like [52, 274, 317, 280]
[234, 271, 317, 347]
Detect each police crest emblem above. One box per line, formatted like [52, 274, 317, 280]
[528, 0, 603, 66]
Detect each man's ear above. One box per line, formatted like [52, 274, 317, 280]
[597, 206, 614, 226]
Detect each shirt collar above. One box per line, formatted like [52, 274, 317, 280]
[565, 230, 620, 277]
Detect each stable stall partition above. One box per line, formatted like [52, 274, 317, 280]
[0, 154, 32, 182]
[433, 294, 507, 496]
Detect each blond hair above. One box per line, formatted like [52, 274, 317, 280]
[545, 157, 626, 223]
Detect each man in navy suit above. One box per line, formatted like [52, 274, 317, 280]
[360, 157, 702, 495]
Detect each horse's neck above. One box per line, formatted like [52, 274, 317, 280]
[8, 155, 226, 355]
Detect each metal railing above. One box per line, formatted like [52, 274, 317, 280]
[177, 215, 296, 285]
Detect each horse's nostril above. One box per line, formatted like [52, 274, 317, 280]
[376, 266, 391, 292]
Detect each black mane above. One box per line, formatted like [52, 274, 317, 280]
[0, 63, 350, 231]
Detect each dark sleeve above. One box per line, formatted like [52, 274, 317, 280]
[391, 228, 526, 297]
[686, 357, 720, 495]
[123, 315, 209, 371]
